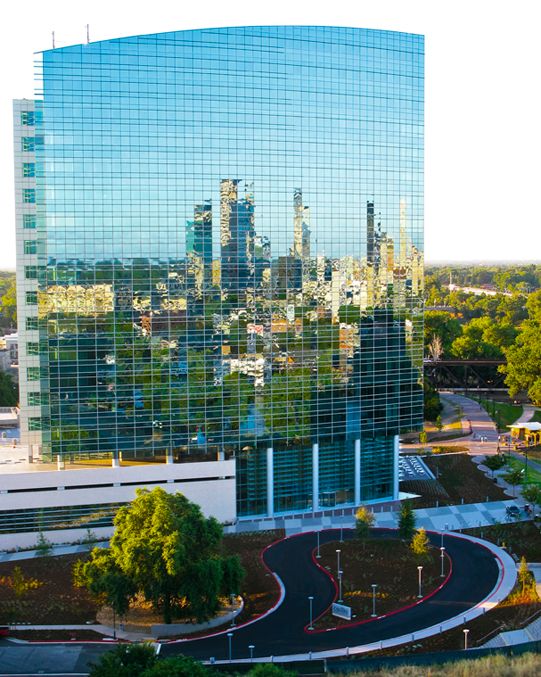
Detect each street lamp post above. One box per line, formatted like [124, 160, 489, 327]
[338, 569, 343, 603]
[248, 645, 255, 662]
[417, 565, 423, 598]
[371, 584, 377, 617]
[316, 530, 321, 559]
[336, 548, 341, 574]
[440, 547, 445, 577]
[463, 628, 469, 650]
[227, 632, 233, 662]
[308, 595, 314, 630]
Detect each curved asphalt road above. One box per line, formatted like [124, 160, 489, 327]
[161, 529, 500, 661]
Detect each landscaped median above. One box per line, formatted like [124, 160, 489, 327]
[310, 536, 446, 631]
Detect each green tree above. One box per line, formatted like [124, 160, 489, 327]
[522, 485, 541, 507]
[503, 468, 524, 498]
[502, 290, 541, 405]
[73, 547, 135, 618]
[451, 317, 507, 360]
[410, 528, 430, 561]
[483, 454, 506, 476]
[0, 370, 17, 407]
[35, 531, 53, 557]
[89, 644, 157, 677]
[424, 311, 461, 357]
[423, 381, 442, 422]
[398, 501, 416, 541]
[0, 278, 17, 328]
[355, 506, 375, 548]
[0, 565, 42, 598]
[107, 488, 244, 623]
[141, 655, 209, 677]
[515, 556, 539, 603]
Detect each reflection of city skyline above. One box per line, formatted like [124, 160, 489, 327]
[183, 180, 423, 310]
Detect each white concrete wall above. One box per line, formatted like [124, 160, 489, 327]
[0, 460, 236, 551]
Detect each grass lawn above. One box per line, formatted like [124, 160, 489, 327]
[472, 397, 522, 431]
[531, 410, 541, 424]
[314, 537, 442, 630]
[505, 455, 541, 485]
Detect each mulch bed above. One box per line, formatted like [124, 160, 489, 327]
[464, 520, 541, 562]
[401, 455, 509, 508]
[314, 537, 442, 630]
[222, 530, 284, 625]
[0, 553, 97, 625]
[0, 531, 284, 639]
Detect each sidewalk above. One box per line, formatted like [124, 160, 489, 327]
[228, 498, 525, 536]
[6, 623, 147, 642]
[402, 391, 499, 455]
[513, 405, 539, 425]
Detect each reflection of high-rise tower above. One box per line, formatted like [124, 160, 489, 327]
[186, 201, 212, 291]
[367, 200, 375, 265]
[291, 189, 310, 260]
[220, 179, 256, 291]
[399, 199, 408, 270]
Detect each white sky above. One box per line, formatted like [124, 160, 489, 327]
[1, 0, 540, 269]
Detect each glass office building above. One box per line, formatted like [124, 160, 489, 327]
[19, 26, 424, 517]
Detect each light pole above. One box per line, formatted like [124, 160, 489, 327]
[440, 529, 444, 549]
[440, 547, 446, 577]
[463, 628, 469, 650]
[340, 526, 343, 543]
[308, 595, 314, 630]
[316, 530, 321, 559]
[248, 645, 255, 662]
[338, 569, 343, 603]
[336, 548, 341, 574]
[371, 584, 377, 617]
[417, 565, 423, 598]
[227, 632, 233, 662]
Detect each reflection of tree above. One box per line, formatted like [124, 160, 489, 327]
[262, 368, 312, 441]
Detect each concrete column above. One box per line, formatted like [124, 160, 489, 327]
[312, 442, 319, 513]
[166, 449, 174, 464]
[112, 455, 120, 468]
[266, 446, 274, 517]
[393, 434, 400, 500]
[354, 438, 361, 505]
[56, 454, 64, 470]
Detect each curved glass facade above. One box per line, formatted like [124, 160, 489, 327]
[29, 26, 423, 516]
